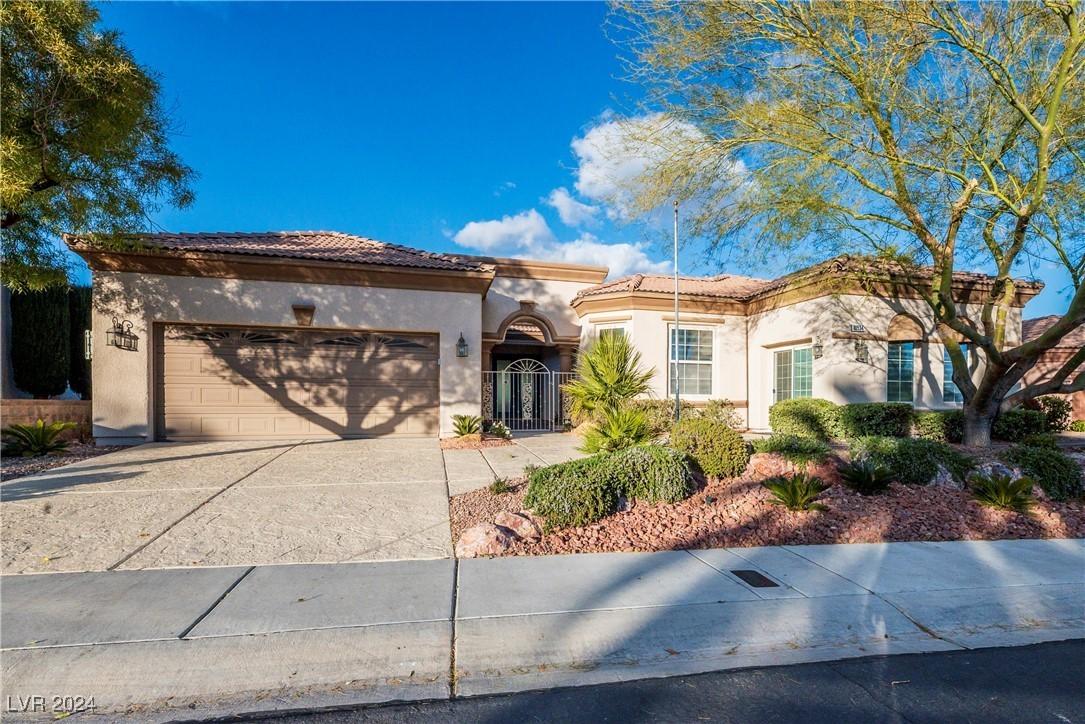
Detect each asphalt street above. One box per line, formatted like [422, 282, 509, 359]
[213, 640, 1085, 724]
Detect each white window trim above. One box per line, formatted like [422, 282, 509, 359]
[771, 343, 814, 404]
[668, 323, 714, 400]
[595, 322, 627, 339]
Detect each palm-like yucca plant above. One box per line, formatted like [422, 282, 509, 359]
[837, 458, 893, 495]
[451, 414, 482, 437]
[580, 406, 653, 454]
[969, 474, 1035, 512]
[762, 473, 828, 511]
[564, 334, 654, 423]
[1, 419, 78, 457]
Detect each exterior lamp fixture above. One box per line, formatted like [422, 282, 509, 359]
[812, 337, 824, 359]
[292, 304, 316, 327]
[854, 339, 870, 364]
[456, 333, 469, 358]
[106, 318, 139, 351]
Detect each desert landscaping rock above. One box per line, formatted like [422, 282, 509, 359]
[494, 511, 540, 541]
[747, 452, 844, 484]
[456, 523, 515, 558]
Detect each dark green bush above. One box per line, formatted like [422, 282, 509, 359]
[581, 406, 653, 453]
[762, 473, 828, 511]
[912, 410, 964, 443]
[768, 398, 839, 441]
[999, 445, 1083, 501]
[524, 445, 695, 529]
[969, 473, 1034, 512]
[1032, 396, 1073, 432]
[671, 418, 749, 478]
[836, 403, 913, 438]
[752, 434, 832, 466]
[1, 419, 78, 457]
[992, 409, 1046, 442]
[610, 445, 696, 503]
[850, 436, 973, 486]
[68, 287, 92, 399]
[837, 458, 893, 495]
[1020, 433, 1059, 450]
[11, 288, 70, 398]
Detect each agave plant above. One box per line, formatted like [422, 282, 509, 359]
[762, 473, 828, 511]
[969, 473, 1035, 512]
[837, 458, 893, 495]
[563, 334, 654, 423]
[580, 406, 653, 454]
[1, 419, 78, 457]
[451, 414, 482, 437]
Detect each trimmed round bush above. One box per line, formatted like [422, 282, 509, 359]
[999, 444, 1083, 501]
[609, 445, 695, 503]
[850, 436, 973, 486]
[523, 455, 620, 530]
[768, 398, 839, 441]
[992, 409, 1046, 442]
[836, 403, 913, 438]
[912, 410, 964, 443]
[752, 434, 831, 466]
[671, 417, 750, 478]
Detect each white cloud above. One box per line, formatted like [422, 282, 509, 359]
[452, 209, 668, 277]
[545, 187, 599, 227]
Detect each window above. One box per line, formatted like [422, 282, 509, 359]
[669, 327, 713, 395]
[773, 347, 812, 403]
[887, 342, 915, 403]
[597, 326, 626, 342]
[943, 344, 968, 404]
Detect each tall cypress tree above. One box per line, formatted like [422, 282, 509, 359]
[11, 287, 70, 398]
[68, 286, 92, 398]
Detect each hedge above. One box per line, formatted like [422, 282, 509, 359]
[912, 410, 964, 443]
[68, 287, 92, 399]
[768, 398, 839, 441]
[836, 402, 913, 438]
[992, 409, 1046, 442]
[999, 444, 1083, 501]
[10, 288, 70, 398]
[752, 434, 832, 466]
[850, 436, 973, 486]
[670, 417, 749, 478]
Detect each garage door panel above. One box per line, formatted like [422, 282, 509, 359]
[157, 325, 440, 440]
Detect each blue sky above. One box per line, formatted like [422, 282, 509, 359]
[76, 1, 1071, 316]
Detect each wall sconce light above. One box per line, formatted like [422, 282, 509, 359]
[854, 339, 870, 364]
[456, 333, 469, 358]
[292, 304, 316, 326]
[106, 318, 139, 351]
[812, 337, 824, 359]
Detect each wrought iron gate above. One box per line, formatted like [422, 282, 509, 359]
[482, 359, 574, 432]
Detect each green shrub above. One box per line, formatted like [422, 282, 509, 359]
[968, 473, 1034, 512]
[836, 403, 913, 438]
[524, 445, 694, 529]
[1021, 432, 1059, 450]
[581, 406, 653, 454]
[670, 417, 749, 478]
[11, 288, 70, 398]
[610, 445, 695, 503]
[564, 334, 653, 422]
[912, 410, 964, 443]
[768, 398, 839, 441]
[837, 458, 893, 495]
[632, 399, 697, 437]
[752, 434, 831, 466]
[1032, 396, 1073, 432]
[700, 399, 742, 428]
[452, 414, 482, 436]
[523, 455, 620, 530]
[1, 419, 78, 457]
[992, 409, 1046, 442]
[762, 473, 828, 511]
[482, 419, 511, 439]
[489, 477, 512, 495]
[999, 445, 1083, 501]
[1071, 420, 1085, 433]
[850, 436, 973, 486]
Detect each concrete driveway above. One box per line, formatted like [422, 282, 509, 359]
[1, 439, 452, 573]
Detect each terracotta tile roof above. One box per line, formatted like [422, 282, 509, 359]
[65, 231, 490, 273]
[1023, 315, 1085, 346]
[576, 273, 772, 300]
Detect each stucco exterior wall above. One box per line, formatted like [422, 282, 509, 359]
[483, 276, 592, 339]
[91, 271, 482, 443]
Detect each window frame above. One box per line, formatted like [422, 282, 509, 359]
[595, 323, 627, 342]
[887, 341, 916, 403]
[668, 324, 714, 398]
[772, 345, 813, 404]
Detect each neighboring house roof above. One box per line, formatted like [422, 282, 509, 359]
[1023, 315, 1085, 347]
[65, 231, 491, 273]
[576, 273, 771, 300]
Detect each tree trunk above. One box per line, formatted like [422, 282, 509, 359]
[962, 403, 996, 447]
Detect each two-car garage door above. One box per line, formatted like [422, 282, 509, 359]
[156, 324, 439, 440]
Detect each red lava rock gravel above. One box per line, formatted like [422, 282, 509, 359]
[450, 471, 1085, 557]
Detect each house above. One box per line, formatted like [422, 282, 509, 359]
[67, 232, 1044, 444]
[1022, 316, 1085, 421]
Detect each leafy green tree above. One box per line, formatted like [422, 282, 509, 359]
[1, 0, 194, 290]
[11, 287, 70, 398]
[67, 285, 91, 398]
[610, 1, 1084, 446]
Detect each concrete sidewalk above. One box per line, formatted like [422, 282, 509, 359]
[2, 539, 1082, 721]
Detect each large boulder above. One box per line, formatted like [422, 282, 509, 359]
[494, 511, 541, 541]
[455, 523, 513, 558]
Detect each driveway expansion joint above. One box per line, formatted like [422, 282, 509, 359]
[178, 565, 256, 639]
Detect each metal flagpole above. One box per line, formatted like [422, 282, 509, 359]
[673, 199, 680, 422]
